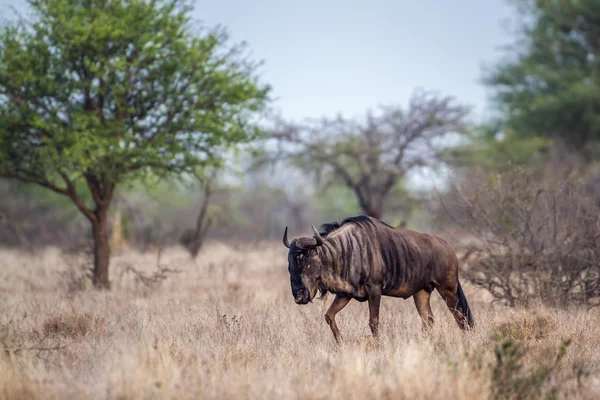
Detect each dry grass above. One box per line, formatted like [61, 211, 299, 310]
[493, 311, 557, 341]
[1, 242, 600, 399]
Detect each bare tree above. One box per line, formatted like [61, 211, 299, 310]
[266, 89, 470, 219]
[188, 169, 218, 258]
[179, 166, 243, 256]
[439, 164, 600, 308]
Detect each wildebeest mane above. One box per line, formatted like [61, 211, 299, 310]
[318, 215, 394, 237]
[316, 214, 415, 296]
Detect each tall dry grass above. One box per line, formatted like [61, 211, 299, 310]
[0, 242, 599, 399]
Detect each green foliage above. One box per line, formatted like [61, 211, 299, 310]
[313, 184, 361, 221]
[485, 0, 600, 155]
[491, 338, 572, 400]
[0, 0, 270, 201]
[445, 129, 553, 172]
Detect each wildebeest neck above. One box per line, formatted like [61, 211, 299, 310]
[313, 226, 369, 296]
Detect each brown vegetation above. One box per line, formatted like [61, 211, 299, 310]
[493, 311, 557, 341]
[439, 161, 600, 308]
[1, 244, 599, 399]
[41, 313, 108, 339]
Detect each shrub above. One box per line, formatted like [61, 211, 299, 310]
[42, 313, 107, 339]
[494, 313, 557, 341]
[442, 165, 600, 307]
[490, 338, 572, 400]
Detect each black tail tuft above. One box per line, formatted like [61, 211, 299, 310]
[457, 281, 474, 329]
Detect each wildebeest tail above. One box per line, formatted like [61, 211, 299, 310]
[457, 281, 474, 328]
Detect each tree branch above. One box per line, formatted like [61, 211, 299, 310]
[0, 172, 68, 196]
[57, 170, 97, 223]
[266, 90, 469, 218]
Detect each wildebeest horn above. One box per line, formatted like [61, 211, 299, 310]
[311, 225, 324, 246]
[283, 227, 291, 248]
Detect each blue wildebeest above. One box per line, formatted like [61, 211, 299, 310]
[282, 215, 474, 342]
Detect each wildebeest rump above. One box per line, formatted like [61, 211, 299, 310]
[283, 215, 474, 342]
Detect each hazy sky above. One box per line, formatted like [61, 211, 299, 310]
[197, 0, 515, 123]
[1, 0, 515, 122]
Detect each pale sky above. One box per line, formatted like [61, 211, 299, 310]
[1, 0, 515, 122]
[197, 0, 514, 123]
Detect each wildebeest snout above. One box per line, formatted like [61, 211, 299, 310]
[294, 288, 309, 304]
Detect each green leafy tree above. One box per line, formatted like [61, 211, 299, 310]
[442, 126, 553, 172]
[485, 0, 600, 156]
[0, 0, 270, 288]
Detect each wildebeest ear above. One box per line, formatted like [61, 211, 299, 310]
[311, 225, 324, 246]
[282, 227, 291, 248]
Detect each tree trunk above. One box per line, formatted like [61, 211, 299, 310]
[353, 186, 384, 220]
[357, 199, 383, 220]
[188, 174, 218, 258]
[364, 207, 383, 220]
[189, 192, 212, 258]
[91, 210, 111, 289]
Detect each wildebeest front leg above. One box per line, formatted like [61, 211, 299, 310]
[367, 287, 382, 337]
[325, 295, 351, 343]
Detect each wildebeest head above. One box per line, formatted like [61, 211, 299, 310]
[282, 225, 325, 305]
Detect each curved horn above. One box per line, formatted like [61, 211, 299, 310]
[311, 225, 324, 246]
[282, 227, 291, 248]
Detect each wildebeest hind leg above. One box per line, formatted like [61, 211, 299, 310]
[413, 289, 434, 331]
[437, 286, 470, 330]
[325, 295, 351, 343]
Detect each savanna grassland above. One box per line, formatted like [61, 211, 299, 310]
[1, 242, 600, 400]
